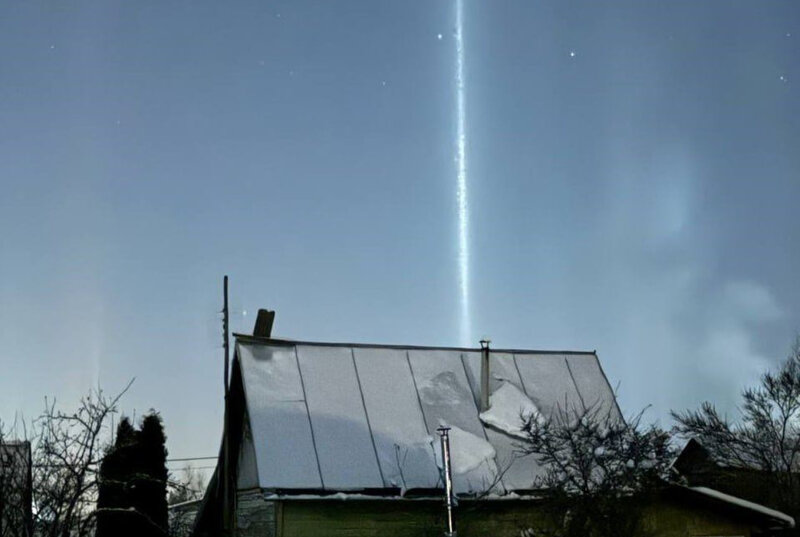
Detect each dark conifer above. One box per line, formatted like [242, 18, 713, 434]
[96, 413, 169, 537]
[97, 417, 141, 537]
[137, 412, 169, 535]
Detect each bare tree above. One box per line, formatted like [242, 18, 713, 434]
[166, 465, 206, 537]
[519, 405, 673, 537]
[672, 337, 800, 527]
[167, 465, 206, 507]
[30, 381, 133, 537]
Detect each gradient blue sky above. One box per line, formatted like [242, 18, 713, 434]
[1, 1, 799, 468]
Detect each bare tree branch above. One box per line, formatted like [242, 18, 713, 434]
[518, 404, 673, 537]
[671, 337, 800, 523]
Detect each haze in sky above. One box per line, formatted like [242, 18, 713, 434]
[1, 1, 798, 468]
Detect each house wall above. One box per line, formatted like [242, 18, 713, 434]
[278, 500, 442, 537]
[267, 498, 756, 537]
[236, 491, 277, 537]
[642, 500, 753, 537]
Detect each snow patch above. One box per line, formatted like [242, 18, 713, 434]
[479, 382, 541, 438]
[419, 371, 472, 407]
[434, 425, 496, 475]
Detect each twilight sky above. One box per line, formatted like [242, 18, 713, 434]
[1, 0, 799, 468]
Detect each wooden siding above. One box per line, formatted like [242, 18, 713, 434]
[268, 498, 755, 537]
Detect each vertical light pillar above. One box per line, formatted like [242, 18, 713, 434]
[455, 0, 470, 347]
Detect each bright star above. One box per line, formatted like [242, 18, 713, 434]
[569, 51, 576, 58]
[437, 33, 443, 40]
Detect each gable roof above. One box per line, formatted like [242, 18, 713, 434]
[232, 337, 621, 496]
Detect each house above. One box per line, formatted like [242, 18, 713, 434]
[673, 438, 800, 535]
[0, 441, 33, 537]
[191, 311, 795, 537]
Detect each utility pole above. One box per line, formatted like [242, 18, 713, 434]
[222, 275, 231, 536]
[224, 275, 230, 392]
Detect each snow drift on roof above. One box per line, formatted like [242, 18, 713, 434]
[479, 381, 541, 439]
[434, 425, 497, 475]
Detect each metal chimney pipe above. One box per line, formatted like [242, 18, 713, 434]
[437, 427, 456, 537]
[480, 339, 491, 412]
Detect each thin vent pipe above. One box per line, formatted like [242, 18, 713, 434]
[437, 427, 456, 537]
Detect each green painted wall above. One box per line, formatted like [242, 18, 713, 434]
[275, 498, 755, 537]
[642, 501, 752, 537]
[279, 500, 442, 537]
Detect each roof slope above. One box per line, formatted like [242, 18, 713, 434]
[687, 486, 795, 528]
[234, 339, 621, 495]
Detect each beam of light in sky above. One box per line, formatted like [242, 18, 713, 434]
[455, 0, 471, 346]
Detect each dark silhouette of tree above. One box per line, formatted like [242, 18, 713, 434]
[115, 419, 136, 448]
[32, 382, 132, 537]
[1, 383, 133, 537]
[672, 337, 800, 534]
[519, 405, 673, 537]
[96, 412, 168, 537]
[138, 413, 168, 534]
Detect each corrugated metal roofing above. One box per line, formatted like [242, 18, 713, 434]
[235, 339, 621, 496]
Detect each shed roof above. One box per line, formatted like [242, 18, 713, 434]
[233, 338, 622, 496]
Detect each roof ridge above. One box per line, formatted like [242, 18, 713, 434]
[232, 334, 596, 356]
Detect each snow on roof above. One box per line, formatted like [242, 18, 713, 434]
[689, 486, 796, 528]
[235, 339, 621, 496]
[433, 425, 498, 494]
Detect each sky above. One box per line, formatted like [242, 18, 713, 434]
[1, 0, 799, 471]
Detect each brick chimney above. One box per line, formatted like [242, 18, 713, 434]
[253, 309, 275, 338]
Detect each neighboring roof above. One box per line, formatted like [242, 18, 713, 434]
[673, 436, 800, 476]
[685, 486, 795, 528]
[233, 337, 622, 496]
[671, 438, 712, 473]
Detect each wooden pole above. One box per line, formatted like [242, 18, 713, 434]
[222, 275, 230, 535]
[224, 275, 230, 393]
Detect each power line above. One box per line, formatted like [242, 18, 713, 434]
[166, 456, 217, 463]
